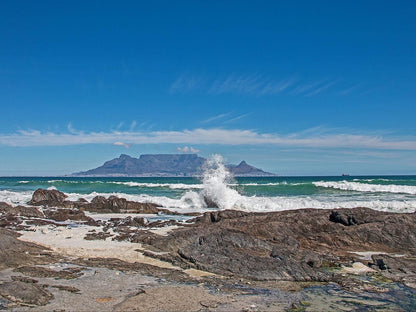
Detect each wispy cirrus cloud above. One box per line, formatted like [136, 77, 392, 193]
[1, 127, 415, 150]
[304, 79, 339, 97]
[169, 73, 351, 97]
[202, 113, 231, 123]
[223, 113, 252, 123]
[169, 74, 204, 94]
[202, 112, 251, 124]
[258, 78, 296, 95]
[338, 83, 364, 96]
[208, 74, 265, 95]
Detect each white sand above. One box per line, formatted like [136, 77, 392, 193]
[18, 224, 218, 279]
[349, 251, 406, 260]
[18, 225, 177, 269]
[340, 262, 375, 274]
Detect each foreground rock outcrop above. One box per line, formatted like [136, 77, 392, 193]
[146, 208, 416, 285]
[28, 188, 170, 214]
[0, 228, 57, 270]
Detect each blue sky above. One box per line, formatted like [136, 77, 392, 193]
[0, 0, 415, 175]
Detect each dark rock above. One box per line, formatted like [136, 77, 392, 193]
[329, 208, 387, 226]
[0, 214, 24, 230]
[28, 189, 67, 207]
[0, 281, 53, 306]
[52, 285, 81, 293]
[11, 276, 39, 283]
[0, 228, 58, 270]
[133, 217, 149, 226]
[0, 202, 13, 210]
[329, 210, 359, 226]
[147, 207, 416, 282]
[81, 195, 161, 214]
[15, 205, 44, 218]
[27, 189, 177, 216]
[370, 254, 408, 273]
[203, 196, 219, 208]
[195, 210, 250, 223]
[14, 266, 84, 280]
[43, 208, 93, 222]
[372, 257, 388, 270]
[113, 231, 160, 244]
[25, 219, 64, 226]
[84, 231, 113, 241]
[0, 202, 13, 213]
[108, 216, 143, 227]
[368, 254, 416, 287]
[1, 202, 44, 218]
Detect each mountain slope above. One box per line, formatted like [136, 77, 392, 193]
[73, 154, 276, 177]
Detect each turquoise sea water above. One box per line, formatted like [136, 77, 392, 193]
[1, 175, 415, 213]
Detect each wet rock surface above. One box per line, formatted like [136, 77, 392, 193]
[0, 202, 44, 218]
[14, 266, 84, 280]
[28, 189, 68, 207]
[42, 207, 95, 223]
[148, 208, 416, 284]
[27, 188, 180, 215]
[0, 281, 53, 306]
[0, 228, 57, 270]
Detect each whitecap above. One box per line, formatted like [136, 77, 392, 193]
[313, 181, 416, 195]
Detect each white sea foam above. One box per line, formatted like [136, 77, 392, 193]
[0, 190, 33, 205]
[1, 188, 415, 213]
[230, 181, 290, 186]
[200, 155, 243, 210]
[313, 181, 416, 195]
[353, 178, 392, 182]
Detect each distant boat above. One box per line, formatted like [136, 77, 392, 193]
[342, 173, 350, 177]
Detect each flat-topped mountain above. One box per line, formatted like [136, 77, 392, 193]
[72, 154, 276, 177]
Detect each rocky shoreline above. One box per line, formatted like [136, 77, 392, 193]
[1, 188, 416, 311]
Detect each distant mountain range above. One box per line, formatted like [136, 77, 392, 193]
[72, 154, 276, 177]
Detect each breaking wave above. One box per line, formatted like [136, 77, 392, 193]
[1, 190, 415, 214]
[200, 154, 243, 210]
[313, 181, 416, 195]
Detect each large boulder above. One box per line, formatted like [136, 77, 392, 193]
[28, 189, 67, 207]
[148, 207, 416, 282]
[84, 195, 160, 214]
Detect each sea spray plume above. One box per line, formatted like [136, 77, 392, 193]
[201, 155, 243, 209]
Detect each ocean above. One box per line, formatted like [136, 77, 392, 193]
[1, 157, 415, 214]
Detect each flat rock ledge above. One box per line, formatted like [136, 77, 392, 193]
[143, 208, 416, 285]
